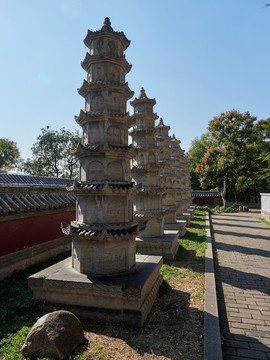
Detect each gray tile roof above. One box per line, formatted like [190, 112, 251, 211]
[0, 174, 75, 216]
[0, 174, 73, 186]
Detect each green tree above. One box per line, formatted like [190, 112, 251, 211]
[255, 118, 270, 185]
[195, 110, 269, 204]
[21, 127, 80, 178]
[187, 132, 215, 189]
[0, 138, 20, 173]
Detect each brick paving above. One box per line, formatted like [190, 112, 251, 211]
[211, 210, 270, 360]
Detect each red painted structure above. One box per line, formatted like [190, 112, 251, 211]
[0, 210, 75, 257]
[192, 190, 220, 207]
[192, 197, 216, 206]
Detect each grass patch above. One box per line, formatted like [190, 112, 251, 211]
[0, 252, 70, 359]
[0, 208, 207, 360]
[258, 217, 270, 226]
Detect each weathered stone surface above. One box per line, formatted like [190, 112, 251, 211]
[28, 255, 163, 327]
[20, 310, 84, 360]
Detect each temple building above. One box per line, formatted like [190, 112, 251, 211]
[130, 88, 179, 259]
[28, 18, 162, 327]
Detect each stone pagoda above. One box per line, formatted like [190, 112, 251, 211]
[130, 87, 179, 260]
[29, 18, 162, 327]
[170, 134, 192, 225]
[179, 148, 195, 216]
[156, 119, 186, 236]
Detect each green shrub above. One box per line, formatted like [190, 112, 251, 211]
[208, 206, 238, 214]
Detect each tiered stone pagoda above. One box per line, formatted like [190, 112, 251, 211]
[178, 144, 195, 217]
[29, 18, 162, 327]
[170, 134, 192, 226]
[156, 119, 186, 235]
[130, 88, 179, 259]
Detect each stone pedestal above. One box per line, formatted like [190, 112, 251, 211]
[29, 254, 162, 328]
[135, 231, 179, 260]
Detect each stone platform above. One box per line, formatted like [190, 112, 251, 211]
[164, 220, 187, 236]
[28, 254, 163, 328]
[186, 208, 195, 220]
[177, 213, 191, 226]
[136, 230, 179, 260]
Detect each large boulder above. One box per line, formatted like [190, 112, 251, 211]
[21, 310, 84, 360]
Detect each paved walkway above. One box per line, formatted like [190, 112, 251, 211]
[212, 210, 270, 360]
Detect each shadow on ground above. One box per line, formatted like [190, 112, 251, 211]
[216, 269, 270, 359]
[215, 242, 270, 258]
[82, 281, 204, 360]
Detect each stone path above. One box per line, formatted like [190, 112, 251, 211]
[212, 210, 270, 360]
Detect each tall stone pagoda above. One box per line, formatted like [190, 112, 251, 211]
[130, 88, 179, 259]
[156, 119, 186, 235]
[29, 18, 163, 327]
[179, 149, 194, 215]
[170, 134, 192, 226]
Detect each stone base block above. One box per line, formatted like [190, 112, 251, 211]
[28, 255, 163, 328]
[164, 220, 187, 236]
[177, 212, 191, 226]
[186, 208, 195, 220]
[136, 230, 179, 260]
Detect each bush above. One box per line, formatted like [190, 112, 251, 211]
[208, 206, 238, 214]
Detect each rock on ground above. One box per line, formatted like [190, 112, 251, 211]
[20, 310, 84, 360]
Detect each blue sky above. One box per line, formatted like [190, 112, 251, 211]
[1, 0, 270, 160]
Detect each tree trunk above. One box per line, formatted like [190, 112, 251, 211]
[220, 180, 226, 207]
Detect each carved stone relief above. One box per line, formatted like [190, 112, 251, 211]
[85, 196, 102, 223]
[107, 198, 125, 222]
[85, 94, 91, 112]
[107, 161, 123, 181]
[87, 160, 104, 182]
[107, 125, 121, 144]
[108, 40, 117, 57]
[137, 175, 146, 186]
[149, 153, 155, 163]
[91, 93, 104, 112]
[95, 66, 104, 82]
[139, 154, 145, 165]
[83, 124, 89, 144]
[88, 123, 100, 144]
[87, 65, 93, 82]
[95, 38, 104, 55]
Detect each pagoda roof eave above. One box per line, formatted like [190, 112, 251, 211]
[62, 221, 140, 241]
[130, 97, 156, 107]
[81, 52, 132, 74]
[75, 110, 133, 126]
[130, 113, 159, 121]
[74, 143, 136, 159]
[66, 180, 136, 194]
[77, 80, 134, 99]
[83, 29, 130, 51]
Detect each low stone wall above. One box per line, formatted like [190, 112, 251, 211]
[261, 193, 270, 222]
[0, 235, 71, 280]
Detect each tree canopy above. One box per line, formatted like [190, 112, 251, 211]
[193, 110, 270, 204]
[21, 127, 80, 178]
[0, 138, 20, 173]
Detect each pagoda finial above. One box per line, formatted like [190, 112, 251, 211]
[102, 17, 113, 31]
[157, 118, 164, 127]
[138, 87, 147, 99]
